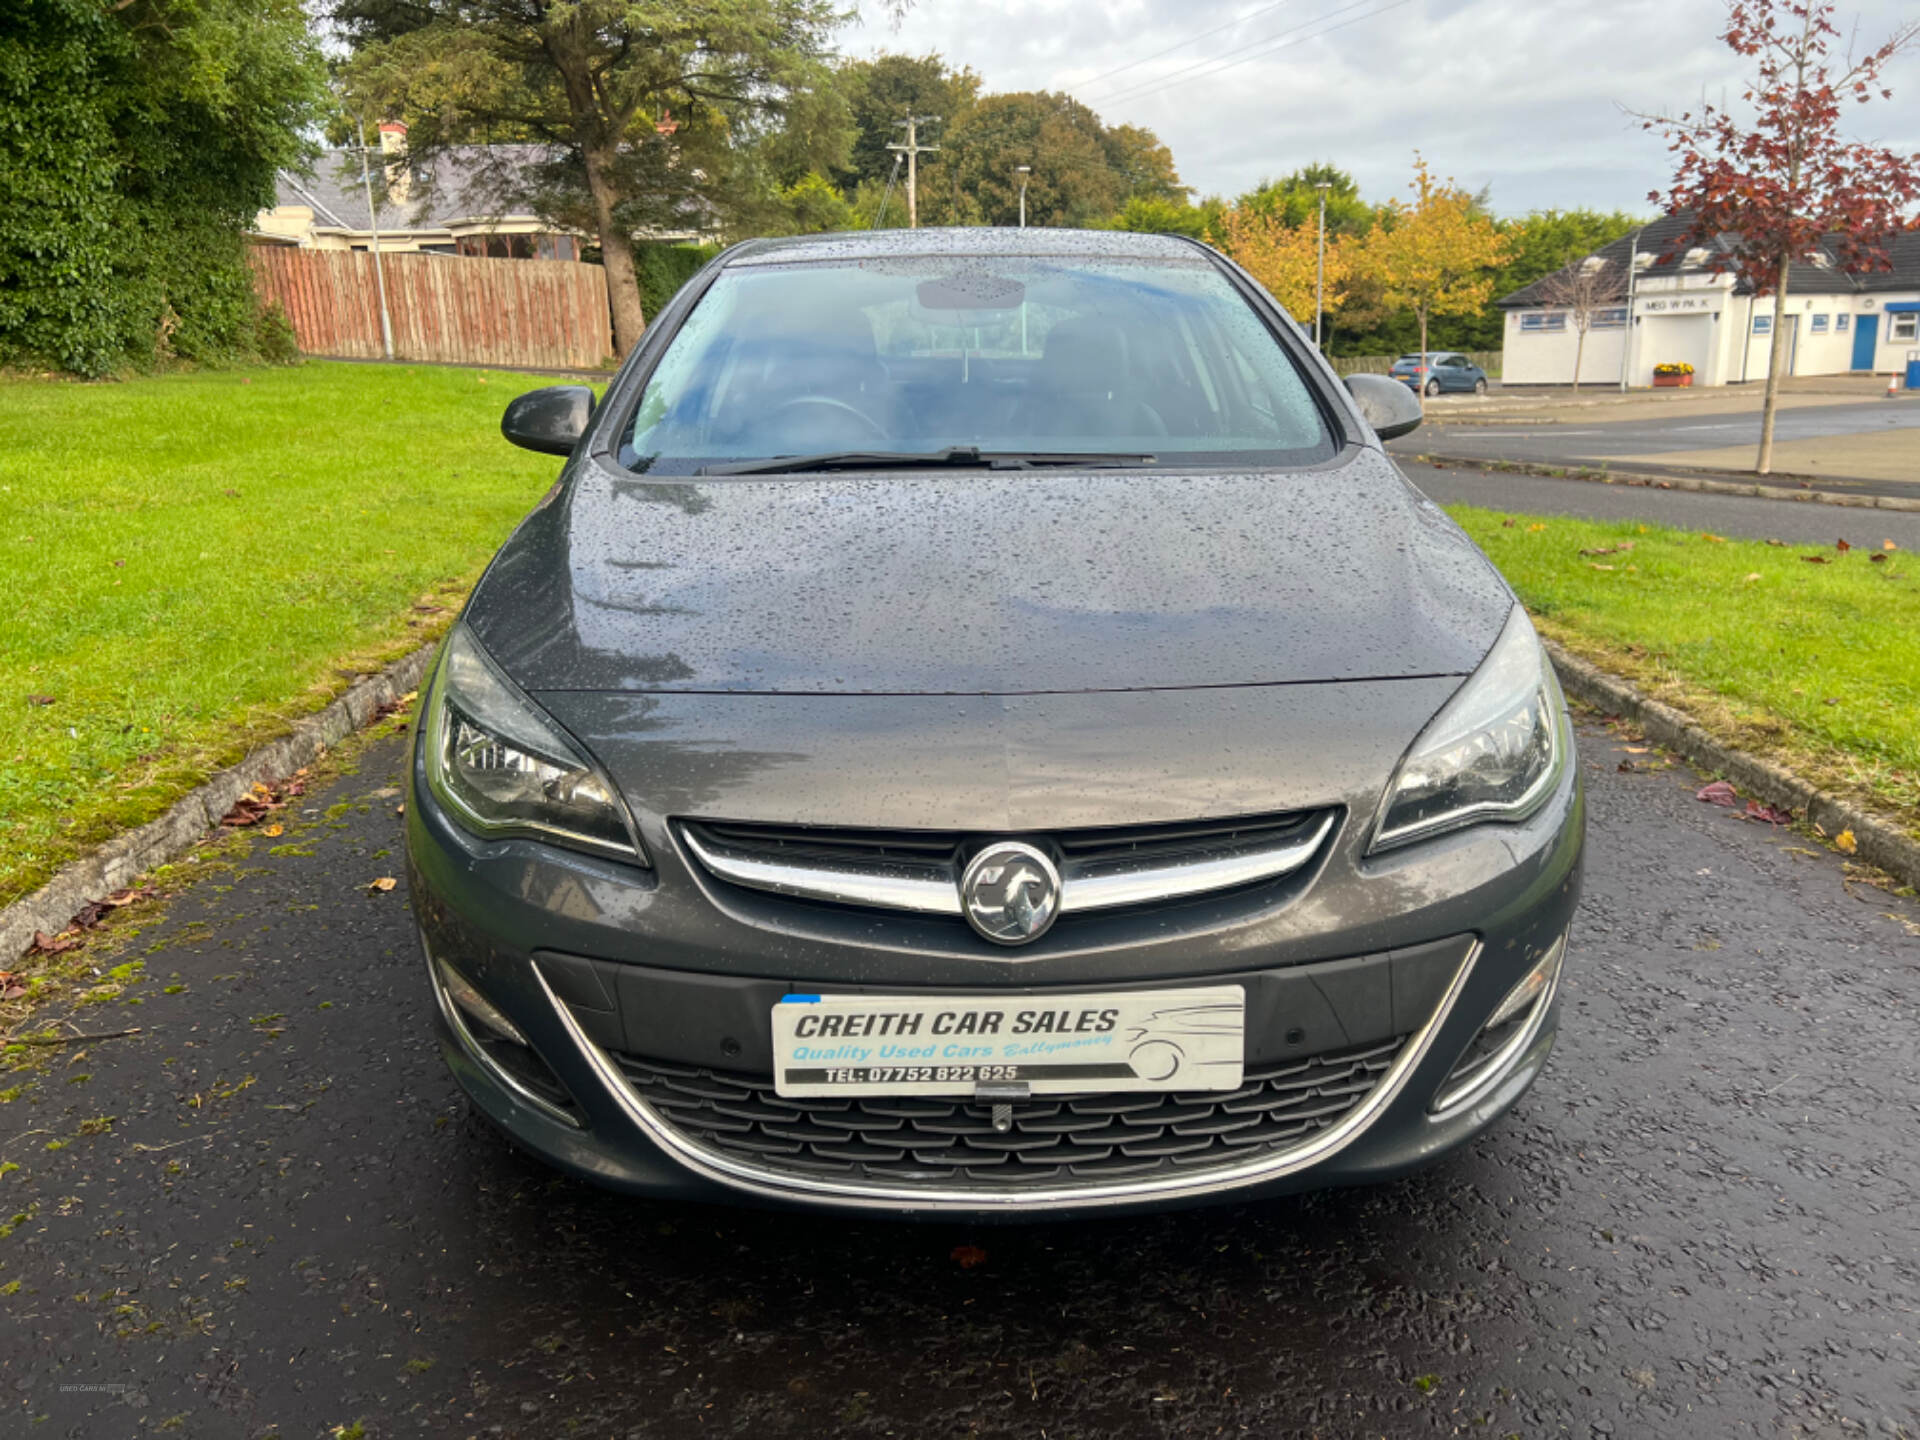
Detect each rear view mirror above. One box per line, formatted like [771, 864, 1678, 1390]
[1343, 372, 1423, 441]
[502, 385, 595, 456]
[915, 274, 1026, 313]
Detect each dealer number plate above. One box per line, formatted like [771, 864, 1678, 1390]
[770, 987, 1245, 1098]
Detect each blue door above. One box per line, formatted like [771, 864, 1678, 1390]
[1852, 315, 1878, 371]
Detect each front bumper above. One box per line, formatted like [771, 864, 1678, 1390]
[406, 740, 1583, 1219]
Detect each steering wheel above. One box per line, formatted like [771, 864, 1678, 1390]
[767, 395, 889, 444]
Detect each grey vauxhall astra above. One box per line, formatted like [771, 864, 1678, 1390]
[406, 228, 1583, 1218]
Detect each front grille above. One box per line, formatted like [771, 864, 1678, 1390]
[689, 810, 1327, 873]
[614, 1037, 1406, 1191]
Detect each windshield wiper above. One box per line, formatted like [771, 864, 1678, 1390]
[696, 447, 1157, 477]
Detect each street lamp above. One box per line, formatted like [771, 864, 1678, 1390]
[1016, 165, 1031, 229]
[1314, 181, 1332, 350]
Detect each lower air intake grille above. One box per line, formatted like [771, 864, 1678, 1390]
[614, 1038, 1406, 1191]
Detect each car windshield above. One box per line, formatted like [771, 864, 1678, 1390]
[618, 257, 1336, 473]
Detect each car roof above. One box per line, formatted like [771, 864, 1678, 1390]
[720, 227, 1211, 268]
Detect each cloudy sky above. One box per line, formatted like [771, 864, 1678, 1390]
[838, 0, 1920, 217]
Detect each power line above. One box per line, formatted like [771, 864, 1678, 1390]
[1093, 0, 1401, 107]
[1082, 0, 1379, 108]
[1093, 0, 1420, 109]
[1071, 0, 1310, 98]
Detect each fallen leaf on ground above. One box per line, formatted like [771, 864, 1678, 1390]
[262, 823, 284, 837]
[0, 971, 27, 1000]
[28, 930, 83, 956]
[950, 1245, 988, 1269]
[1696, 780, 1739, 807]
[1580, 542, 1635, 557]
[1834, 829, 1858, 855]
[1701, 533, 1726, 543]
[1588, 562, 1616, 571]
[1836, 538, 1852, 552]
[27, 694, 56, 706]
[1885, 540, 1899, 551]
[1765, 538, 1785, 547]
[1743, 800, 1792, 825]
[1802, 554, 1831, 565]
[368, 877, 397, 893]
[1527, 523, 1546, 532]
[1624, 746, 1649, 754]
[1743, 572, 1762, 583]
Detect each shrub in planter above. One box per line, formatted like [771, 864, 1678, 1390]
[1653, 362, 1695, 388]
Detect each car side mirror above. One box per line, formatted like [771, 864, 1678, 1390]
[502, 385, 595, 456]
[1344, 372, 1423, 442]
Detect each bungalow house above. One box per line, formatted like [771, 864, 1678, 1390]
[251, 124, 594, 259]
[1498, 213, 1920, 387]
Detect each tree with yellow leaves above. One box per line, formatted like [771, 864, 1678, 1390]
[1220, 207, 1352, 329]
[1366, 155, 1508, 375]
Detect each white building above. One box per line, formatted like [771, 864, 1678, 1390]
[1499, 214, 1920, 388]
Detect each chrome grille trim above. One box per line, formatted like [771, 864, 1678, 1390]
[680, 828, 961, 915]
[1063, 812, 1334, 911]
[533, 942, 1479, 1212]
[614, 1036, 1405, 1189]
[679, 811, 1336, 921]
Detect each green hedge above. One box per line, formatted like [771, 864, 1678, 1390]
[634, 240, 723, 324]
[0, 0, 322, 376]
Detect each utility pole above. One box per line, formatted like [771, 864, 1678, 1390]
[1016, 165, 1031, 228]
[354, 116, 395, 361]
[1313, 181, 1331, 349]
[886, 115, 940, 229]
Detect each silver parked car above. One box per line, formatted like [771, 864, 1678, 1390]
[407, 228, 1582, 1218]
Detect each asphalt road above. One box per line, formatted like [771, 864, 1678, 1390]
[1399, 399, 1920, 469]
[6, 725, 1920, 1439]
[1397, 458, 1920, 550]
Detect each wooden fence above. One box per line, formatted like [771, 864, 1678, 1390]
[249, 247, 615, 370]
[1331, 350, 1503, 377]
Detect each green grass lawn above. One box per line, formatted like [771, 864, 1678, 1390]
[0, 362, 569, 908]
[1448, 505, 1920, 827]
[3, 367, 1915, 919]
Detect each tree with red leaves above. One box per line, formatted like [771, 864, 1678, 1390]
[1638, 1, 1920, 473]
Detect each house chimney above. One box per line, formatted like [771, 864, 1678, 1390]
[378, 122, 411, 203]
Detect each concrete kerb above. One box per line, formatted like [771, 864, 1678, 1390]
[1547, 642, 1920, 893]
[0, 644, 437, 962]
[1417, 453, 1920, 514]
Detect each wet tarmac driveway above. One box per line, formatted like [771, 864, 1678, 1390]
[4, 719, 1918, 1438]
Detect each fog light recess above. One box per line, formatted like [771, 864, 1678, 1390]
[1432, 934, 1565, 1116]
[429, 952, 582, 1126]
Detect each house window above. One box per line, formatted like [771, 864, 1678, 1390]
[1590, 307, 1628, 330]
[1752, 315, 1773, 335]
[1836, 314, 1851, 333]
[1519, 311, 1567, 333]
[1892, 314, 1919, 343]
[1810, 314, 1829, 333]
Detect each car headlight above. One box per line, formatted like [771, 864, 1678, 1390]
[1369, 605, 1568, 853]
[422, 624, 648, 865]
